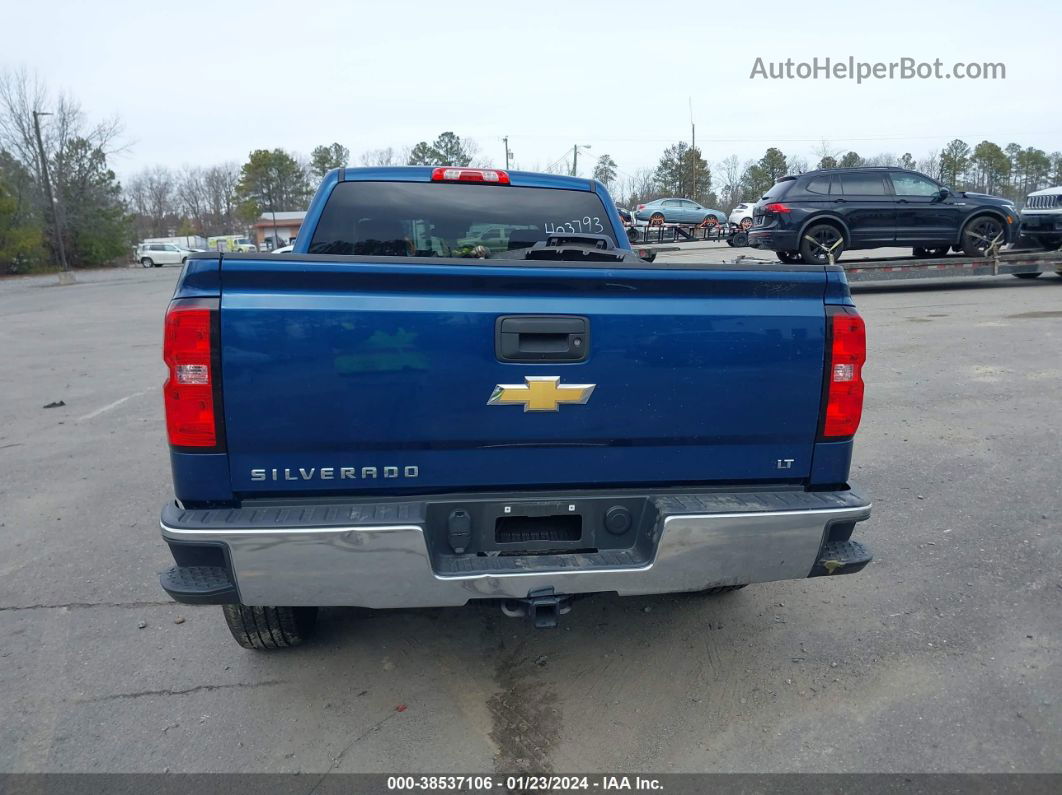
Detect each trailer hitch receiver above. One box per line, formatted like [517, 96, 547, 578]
[500, 587, 573, 628]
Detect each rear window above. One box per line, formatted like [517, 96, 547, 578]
[839, 173, 888, 196]
[760, 179, 794, 201]
[804, 176, 831, 195]
[309, 181, 617, 257]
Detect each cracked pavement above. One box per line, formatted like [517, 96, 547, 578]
[0, 264, 1060, 773]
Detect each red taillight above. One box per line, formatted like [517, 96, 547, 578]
[821, 309, 866, 439]
[163, 304, 217, 447]
[430, 167, 510, 184]
[637, 204, 646, 211]
[764, 202, 791, 214]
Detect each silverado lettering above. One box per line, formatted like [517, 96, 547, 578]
[249, 466, 420, 482]
[159, 166, 873, 650]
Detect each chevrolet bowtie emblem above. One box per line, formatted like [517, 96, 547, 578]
[487, 376, 596, 412]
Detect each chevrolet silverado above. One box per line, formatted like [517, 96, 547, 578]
[159, 166, 872, 649]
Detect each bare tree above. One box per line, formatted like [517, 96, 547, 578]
[813, 139, 842, 166]
[126, 165, 177, 237]
[717, 155, 744, 208]
[176, 167, 207, 234]
[359, 147, 393, 167]
[203, 162, 240, 234]
[919, 150, 941, 181]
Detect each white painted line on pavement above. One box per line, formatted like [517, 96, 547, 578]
[77, 388, 154, 422]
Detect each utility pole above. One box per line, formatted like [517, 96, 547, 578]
[571, 144, 591, 177]
[32, 110, 72, 282]
[503, 136, 512, 170]
[689, 97, 697, 201]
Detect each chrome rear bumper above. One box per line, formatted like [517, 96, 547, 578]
[160, 490, 871, 608]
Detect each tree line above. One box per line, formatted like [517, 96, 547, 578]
[4, 66, 1062, 273]
[606, 139, 1062, 213]
[125, 131, 485, 245]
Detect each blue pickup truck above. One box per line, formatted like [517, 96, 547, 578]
[159, 166, 872, 649]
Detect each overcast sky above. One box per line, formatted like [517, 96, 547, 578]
[5, 0, 1061, 184]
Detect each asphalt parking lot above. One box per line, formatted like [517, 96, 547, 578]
[1, 263, 1060, 774]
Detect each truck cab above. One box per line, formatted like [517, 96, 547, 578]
[159, 167, 872, 649]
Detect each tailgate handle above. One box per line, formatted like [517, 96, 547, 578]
[496, 316, 589, 362]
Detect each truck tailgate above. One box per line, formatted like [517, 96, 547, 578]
[219, 258, 828, 494]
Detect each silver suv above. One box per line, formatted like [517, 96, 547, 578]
[137, 243, 192, 268]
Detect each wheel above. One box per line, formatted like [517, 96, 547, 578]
[140, 257, 154, 268]
[740, 217, 753, 230]
[960, 215, 1005, 257]
[703, 584, 747, 596]
[731, 231, 749, 247]
[701, 215, 718, 227]
[1036, 237, 1061, 252]
[1013, 272, 1043, 279]
[649, 212, 665, 226]
[725, 236, 736, 247]
[222, 604, 318, 650]
[800, 224, 845, 264]
[777, 250, 802, 264]
[181, 257, 188, 265]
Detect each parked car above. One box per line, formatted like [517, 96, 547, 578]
[616, 206, 633, 226]
[1019, 186, 1062, 251]
[157, 166, 871, 649]
[634, 198, 727, 226]
[728, 202, 754, 230]
[137, 242, 194, 268]
[748, 167, 1019, 264]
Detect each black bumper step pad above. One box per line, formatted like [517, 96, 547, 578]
[809, 539, 873, 577]
[160, 565, 239, 605]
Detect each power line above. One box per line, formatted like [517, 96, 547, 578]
[496, 131, 1062, 145]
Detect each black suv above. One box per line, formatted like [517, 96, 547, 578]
[748, 167, 1018, 264]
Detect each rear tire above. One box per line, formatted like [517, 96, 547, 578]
[740, 217, 753, 231]
[649, 212, 665, 226]
[800, 223, 845, 264]
[777, 250, 802, 264]
[1013, 272, 1043, 279]
[731, 231, 749, 247]
[222, 604, 318, 650]
[140, 257, 154, 268]
[1036, 237, 1061, 252]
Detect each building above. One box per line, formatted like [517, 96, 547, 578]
[253, 211, 306, 250]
